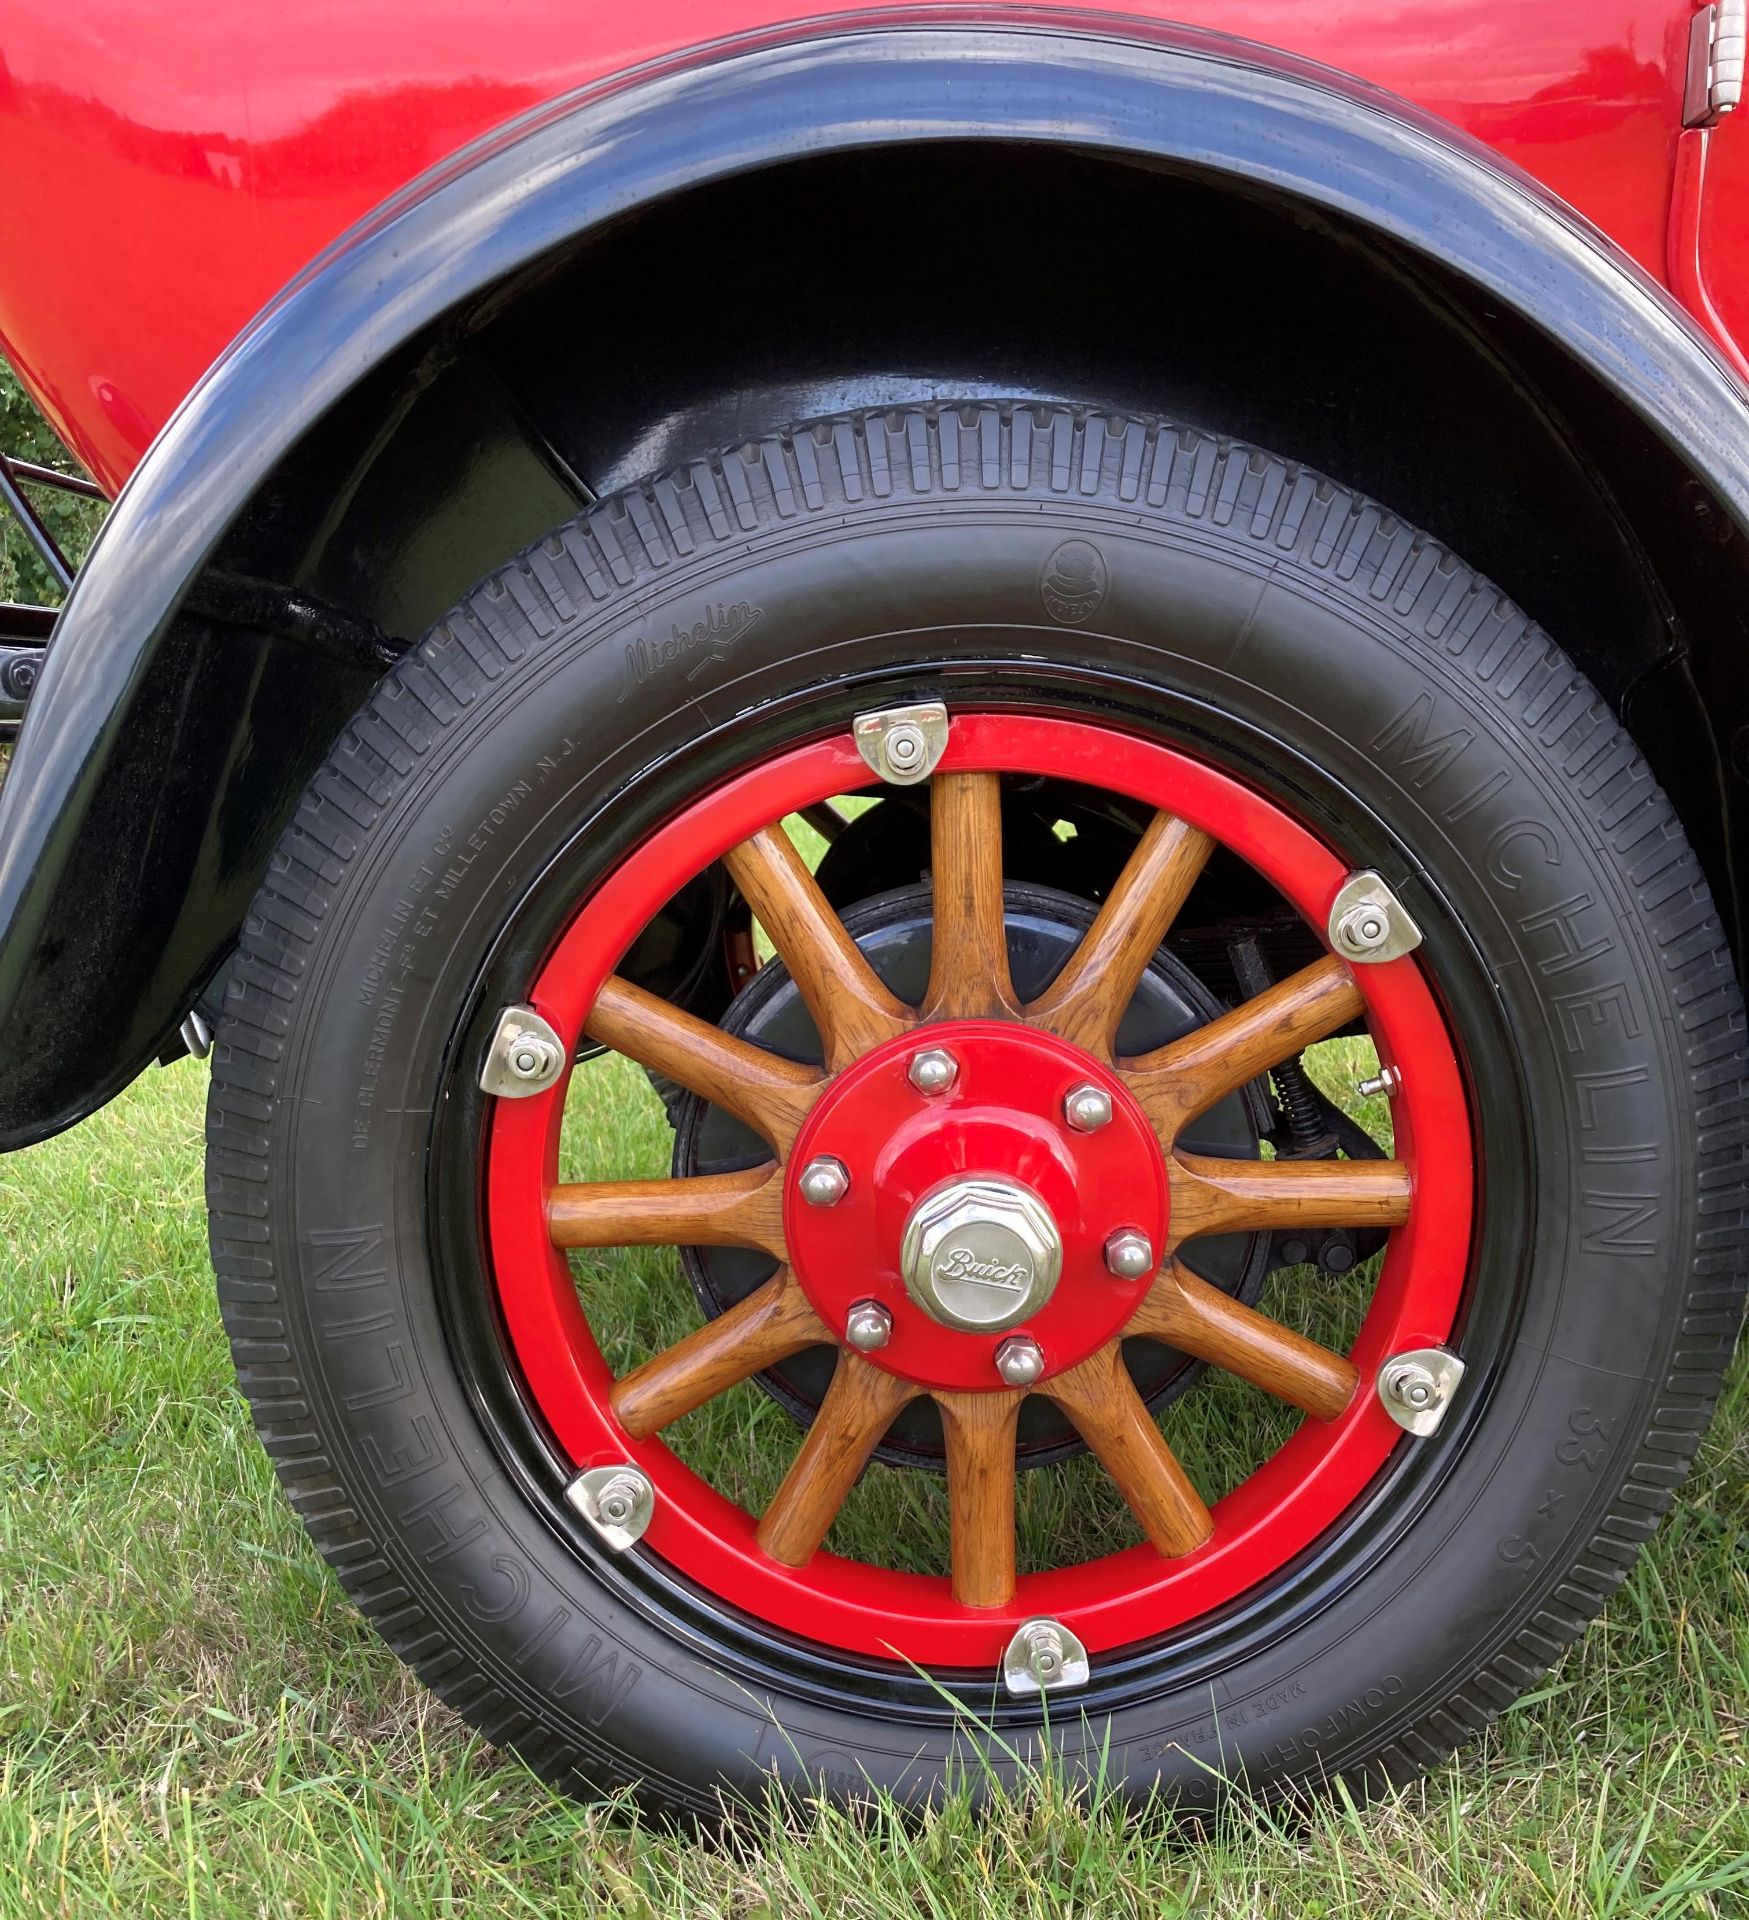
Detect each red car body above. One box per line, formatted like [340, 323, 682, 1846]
[2, 0, 1747, 496]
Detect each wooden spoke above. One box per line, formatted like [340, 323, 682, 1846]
[724, 825, 912, 1071]
[921, 771, 1022, 1020]
[1167, 1152, 1410, 1247]
[611, 1270, 832, 1438]
[936, 1389, 1021, 1607]
[585, 975, 825, 1156]
[1128, 1260, 1358, 1421]
[1027, 811, 1215, 1056]
[547, 1164, 787, 1259]
[756, 1355, 920, 1567]
[1122, 955, 1365, 1140]
[1037, 1343, 1213, 1556]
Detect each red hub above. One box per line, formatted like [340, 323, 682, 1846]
[785, 1021, 1166, 1391]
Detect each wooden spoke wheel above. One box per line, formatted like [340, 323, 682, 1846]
[485, 714, 1472, 1662]
[214, 405, 1741, 1817]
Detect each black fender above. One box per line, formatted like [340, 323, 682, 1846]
[4, 10, 1749, 1148]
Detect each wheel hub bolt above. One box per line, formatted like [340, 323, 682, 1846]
[1063, 1083, 1113, 1132]
[844, 1299, 893, 1352]
[1103, 1228, 1155, 1280]
[907, 1047, 960, 1095]
[508, 1033, 561, 1082]
[799, 1156, 851, 1207]
[994, 1334, 1045, 1387]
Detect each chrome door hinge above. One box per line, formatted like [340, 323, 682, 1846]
[1686, 1, 1745, 127]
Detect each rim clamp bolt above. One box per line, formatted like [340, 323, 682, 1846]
[853, 702, 950, 786]
[1376, 1347, 1467, 1435]
[1327, 871, 1423, 964]
[565, 1465, 655, 1550]
[1002, 1616, 1090, 1696]
[480, 1005, 568, 1098]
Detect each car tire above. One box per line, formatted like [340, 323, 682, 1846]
[206, 404, 1748, 1817]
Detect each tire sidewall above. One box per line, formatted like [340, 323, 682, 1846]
[222, 470, 1695, 1812]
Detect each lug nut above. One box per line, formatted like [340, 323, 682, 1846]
[844, 1299, 893, 1352]
[994, 1334, 1045, 1387]
[799, 1156, 851, 1207]
[1063, 1083, 1113, 1132]
[1103, 1228, 1155, 1280]
[908, 1047, 960, 1095]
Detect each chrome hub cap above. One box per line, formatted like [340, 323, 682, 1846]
[898, 1174, 1063, 1332]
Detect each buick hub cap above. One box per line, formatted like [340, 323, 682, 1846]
[899, 1174, 1063, 1331]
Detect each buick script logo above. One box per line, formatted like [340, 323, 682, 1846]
[619, 600, 764, 700]
[932, 1244, 1032, 1294]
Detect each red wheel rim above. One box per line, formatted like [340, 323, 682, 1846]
[485, 714, 1474, 1664]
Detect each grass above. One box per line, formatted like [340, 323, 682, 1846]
[1, 1016, 1746, 1915]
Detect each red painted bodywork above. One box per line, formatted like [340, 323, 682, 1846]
[0, 1, 1741, 497]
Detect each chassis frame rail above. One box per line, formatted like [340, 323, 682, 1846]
[0, 448, 106, 738]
